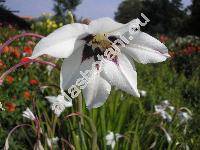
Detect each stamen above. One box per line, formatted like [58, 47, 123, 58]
[0, 33, 44, 55]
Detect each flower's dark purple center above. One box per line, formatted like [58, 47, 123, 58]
[82, 34, 123, 63]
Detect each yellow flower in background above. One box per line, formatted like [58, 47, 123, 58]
[59, 23, 63, 27]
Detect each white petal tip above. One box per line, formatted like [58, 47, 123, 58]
[136, 93, 140, 98]
[163, 53, 171, 58]
[87, 104, 101, 110]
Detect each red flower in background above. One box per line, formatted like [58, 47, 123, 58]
[170, 44, 200, 58]
[23, 91, 31, 100]
[29, 79, 39, 85]
[160, 35, 169, 43]
[12, 96, 17, 99]
[20, 57, 31, 63]
[5, 102, 16, 112]
[179, 45, 199, 56]
[6, 75, 14, 84]
[23, 46, 32, 55]
[20, 57, 31, 68]
[0, 60, 6, 70]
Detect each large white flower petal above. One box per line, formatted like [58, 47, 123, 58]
[89, 17, 123, 34]
[122, 32, 169, 64]
[117, 54, 140, 96]
[31, 23, 89, 59]
[110, 18, 166, 55]
[62, 57, 94, 90]
[101, 54, 140, 97]
[83, 68, 111, 109]
[123, 45, 169, 64]
[60, 47, 83, 90]
[110, 18, 140, 36]
[130, 32, 169, 54]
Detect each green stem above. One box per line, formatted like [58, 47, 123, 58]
[77, 94, 84, 125]
[52, 115, 58, 137]
[77, 94, 87, 150]
[82, 114, 99, 150]
[65, 113, 99, 150]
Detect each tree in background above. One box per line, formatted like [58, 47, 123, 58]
[186, 0, 200, 36]
[53, 0, 81, 23]
[115, 0, 142, 23]
[0, 0, 30, 29]
[115, 0, 187, 35]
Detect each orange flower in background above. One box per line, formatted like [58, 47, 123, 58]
[2, 46, 10, 53]
[6, 75, 14, 84]
[11, 47, 20, 58]
[23, 91, 31, 100]
[23, 46, 32, 55]
[29, 79, 39, 85]
[5, 102, 16, 112]
[0, 60, 6, 70]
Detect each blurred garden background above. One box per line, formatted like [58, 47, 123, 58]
[0, 0, 199, 149]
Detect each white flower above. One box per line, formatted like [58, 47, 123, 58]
[47, 137, 59, 148]
[0, 102, 5, 111]
[105, 131, 122, 149]
[45, 95, 72, 117]
[33, 141, 44, 150]
[22, 108, 36, 121]
[31, 17, 169, 109]
[139, 90, 147, 97]
[39, 85, 49, 93]
[178, 111, 192, 124]
[168, 106, 175, 112]
[154, 100, 172, 122]
[46, 65, 54, 76]
[161, 100, 170, 107]
[163, 129, 172, 143]
[160, 126, 172, 144]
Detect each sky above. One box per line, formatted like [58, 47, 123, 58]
[5, 0, 192, 19]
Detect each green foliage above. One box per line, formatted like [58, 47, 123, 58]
[31, 13, 64, 35]
[115, 0, 142, 24]
[0, 0, 7, 10]
[0, 0, 30, 30]
[53, 0, 81, 23]
[115, 0, 187, 35]
[184, 0, 200, 36]
[169, 36, 200, 77]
